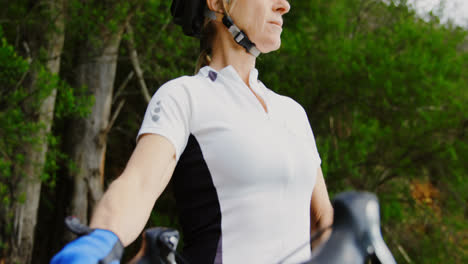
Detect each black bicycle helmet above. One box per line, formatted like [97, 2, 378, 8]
[171, 0, 206, 38]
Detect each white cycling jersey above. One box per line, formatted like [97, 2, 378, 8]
[138, 65, 321, 264]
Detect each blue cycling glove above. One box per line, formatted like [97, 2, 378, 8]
[50, 229, 124, 264]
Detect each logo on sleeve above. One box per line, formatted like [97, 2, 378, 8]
[151, 100, 161, 122]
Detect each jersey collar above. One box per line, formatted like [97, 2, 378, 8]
[199, 65, 266, 98]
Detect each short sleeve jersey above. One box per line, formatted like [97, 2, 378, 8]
[138, 65, 322, 264]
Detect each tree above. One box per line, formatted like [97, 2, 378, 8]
[64, 0, 142, 231]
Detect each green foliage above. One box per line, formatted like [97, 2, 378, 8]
[130, 0, 199, 83]
[55, 83, 94, 119]
[41, 135, 65, 189]
[67, 0, 138, 53]
[0, 25, 32, 204]
[0, 25, 30, 256]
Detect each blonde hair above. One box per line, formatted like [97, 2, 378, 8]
[195, 0, 235, 73]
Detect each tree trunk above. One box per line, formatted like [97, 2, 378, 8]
[10, 0, 65, 263]
[66, 15, 132, 229]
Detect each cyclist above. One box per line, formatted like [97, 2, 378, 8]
[51, 0, 334, 263]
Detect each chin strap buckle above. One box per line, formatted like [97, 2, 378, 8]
[222, 15, 261, 57]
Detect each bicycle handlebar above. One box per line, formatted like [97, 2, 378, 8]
[62, 191, 396, 264]
[129, 191, 396, 264]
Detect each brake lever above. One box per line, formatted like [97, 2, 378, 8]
[361, 197, 396, 264]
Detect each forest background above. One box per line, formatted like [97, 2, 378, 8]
[0, 0, 467, 263]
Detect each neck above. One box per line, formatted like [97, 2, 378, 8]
[209, 21, 256, 87]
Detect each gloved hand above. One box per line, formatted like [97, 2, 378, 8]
[50, 229, 124, 264]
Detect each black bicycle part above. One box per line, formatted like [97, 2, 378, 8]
[65, 216, 94, 236]
[302, 191, 397, 264]
[135, 227, 184, 264]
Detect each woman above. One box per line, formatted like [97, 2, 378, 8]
[52, 0, 333, 263]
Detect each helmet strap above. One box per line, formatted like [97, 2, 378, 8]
[204, 9, 261, 57]
[222, 15, 261, 57]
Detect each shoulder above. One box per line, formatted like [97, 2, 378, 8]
[155, 75, 201, 96]
[148, 74, 212, 121]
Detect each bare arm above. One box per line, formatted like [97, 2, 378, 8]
[89, 134, 177, 246]
[310, 167, 334, 248]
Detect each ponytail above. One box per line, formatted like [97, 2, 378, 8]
[194, 0, 235, 73]
[195, 48, 212, 74]
[195, 17, 216, 73]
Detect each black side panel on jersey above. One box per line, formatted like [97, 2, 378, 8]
[172, 134, 222, 264]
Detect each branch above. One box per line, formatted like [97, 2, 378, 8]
[373, 131, 451, 189]
[460, 119, 468, 138]
[125, 23, 151, 104]
[0, 145, 11, 161]
[397, 245, 413, 264]
[154, 17, 172, 44]
[102, 99, 126, 137]
[144, 17, 172, 62]
[112, 71, 134, 105]
[438, 180, 467, 212]
[13, 42, 33, 91]
[383, 226, 413, 264]
[23, 41, 32, 64]
[97, 70, 134, 143]
[375, 150, 436, 189]
[375, 168, 407, 189]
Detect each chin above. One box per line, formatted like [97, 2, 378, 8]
[257, 38, 282, 53]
